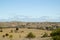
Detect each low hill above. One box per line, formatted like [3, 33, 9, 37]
[0, 22, 60, 30]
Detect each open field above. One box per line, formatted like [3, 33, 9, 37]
[0, 28, 51, 40]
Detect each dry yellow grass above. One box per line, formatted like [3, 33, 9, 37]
[0, 28, 51, 39]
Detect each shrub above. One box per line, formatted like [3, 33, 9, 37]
[9, 35, 13, 38]
[26, 32, 36, 39]
[15, 27, 19, 33]
[40, 27, 44, 30]
[0, 29, 3, 32]
[21, 31, 24, 33]
[2, 35, 5, 38]
[9, 35, 13, 40]
[41, 32, 48, 38]
[5, 33, 9, 36]
[10, 30, 13, 33]
[16, 27, 19, 30]
[52, 36, 60, 40]
[50, 28, 60, 36]
[50, 28, 60, 40]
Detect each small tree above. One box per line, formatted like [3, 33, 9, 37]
[26, 32, 36, 40]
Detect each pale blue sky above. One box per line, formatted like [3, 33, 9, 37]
[0, 0, 60, 22]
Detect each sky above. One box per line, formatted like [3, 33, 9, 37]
[0, 0, 60, 22]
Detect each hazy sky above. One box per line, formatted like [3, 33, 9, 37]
[0, 0, 60, 21]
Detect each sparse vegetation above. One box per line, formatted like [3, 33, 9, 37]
[0, 22, 54, 40]
[0, 28, 51, 40]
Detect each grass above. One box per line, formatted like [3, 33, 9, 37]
[0, 28, 51, 39]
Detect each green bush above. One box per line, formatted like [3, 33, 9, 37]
[26, 32, 36, 39]
[50, 28, 60, 40]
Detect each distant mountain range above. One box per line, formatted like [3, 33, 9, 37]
[0, 15, 60, 22]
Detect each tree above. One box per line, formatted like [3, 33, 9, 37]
[26, 32, 36, 40]
[50, 28, 60, 40]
